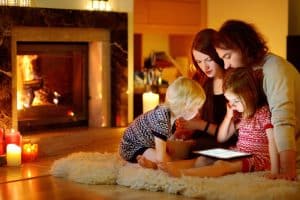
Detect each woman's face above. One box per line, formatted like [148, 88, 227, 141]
[224, 90, 244, 113]
[192, 50, 223, 78]
[216, 48, 244, 69]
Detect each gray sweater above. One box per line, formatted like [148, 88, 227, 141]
[261, 53, 300, 152]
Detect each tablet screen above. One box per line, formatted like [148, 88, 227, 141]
[193, 148, 252, 159]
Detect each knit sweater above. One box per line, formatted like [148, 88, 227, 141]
[119, 105, 172, 162]
[261, 53, 300, 152]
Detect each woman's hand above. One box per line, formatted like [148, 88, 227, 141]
[264, 172, 297, 181]
[264, 149, 297, 181]
[174, 117, 203, 139]
[175, 117, 189, 129]
[175, 117, 203, 130]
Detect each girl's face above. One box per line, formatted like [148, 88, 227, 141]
[224, 90, 244, 113]
[192, 50, 223, 78]
[215, 48, 244, 69]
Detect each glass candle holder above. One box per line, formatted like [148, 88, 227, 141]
[5, 129, 22, 151]
[22, 140, 38, 162]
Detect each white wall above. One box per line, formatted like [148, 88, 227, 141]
[207, 0, 288, 58]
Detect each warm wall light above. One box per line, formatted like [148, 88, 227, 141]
[19, 0, 31, 6]
[89, 0, 112, 11]
[0, 0, 31, 6]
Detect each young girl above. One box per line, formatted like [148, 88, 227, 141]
[159, 68, 279, 178]
[119, 76, 206, 169]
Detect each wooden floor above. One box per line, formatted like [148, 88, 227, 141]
[0, 176, 196, 200]
[0, 128, 197, 200]
[2, 160, 299, 200]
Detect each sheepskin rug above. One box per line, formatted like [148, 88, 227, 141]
[50, 152, 300, 200]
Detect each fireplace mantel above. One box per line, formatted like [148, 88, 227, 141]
[0, 6, 128, 131]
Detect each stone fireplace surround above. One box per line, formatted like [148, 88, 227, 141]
[0, 6, 128, 132]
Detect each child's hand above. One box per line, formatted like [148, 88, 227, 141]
[173, 129, 194, 140]
[226, 103, 234, 119]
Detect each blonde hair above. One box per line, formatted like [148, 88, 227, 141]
[165, 76, 206, 118]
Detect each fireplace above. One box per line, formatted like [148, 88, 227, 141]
[0, 6, 128, 132]
[17, 42, 88, 131]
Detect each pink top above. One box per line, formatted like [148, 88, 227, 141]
[232, 105, 273, 172]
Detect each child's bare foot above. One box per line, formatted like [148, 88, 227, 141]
[137, 155, 157, 169]
[157, 162, 182, 177]
[195, 156, 215, 167]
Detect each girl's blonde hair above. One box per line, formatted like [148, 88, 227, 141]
[165, 76, 206, 118]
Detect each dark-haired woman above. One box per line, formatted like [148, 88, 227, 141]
[214, 19, 300, 180]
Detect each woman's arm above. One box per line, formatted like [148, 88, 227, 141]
[262, 56, 298, 180]
[266, 128, 279, 174]
[175, 117, 219, 137]
[175, 117, 206, 131]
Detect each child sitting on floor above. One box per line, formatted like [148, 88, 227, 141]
[159, 68, 279, 178]
[119, 76, 206, 169]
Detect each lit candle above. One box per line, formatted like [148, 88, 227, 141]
[142, 91, 159, 113]
[6, 144, 21, 166]
[22, 142, 38, 162]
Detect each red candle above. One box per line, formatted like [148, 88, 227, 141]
[5, 129, 22, 147]
[0, 128, 4, 155]
[22, 142, 38, 162]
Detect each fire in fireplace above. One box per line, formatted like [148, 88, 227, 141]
[16, 42, 88, 131]
[0, 6, 128, 132]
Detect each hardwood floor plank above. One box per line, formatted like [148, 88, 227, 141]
[0, 176, 196, 200]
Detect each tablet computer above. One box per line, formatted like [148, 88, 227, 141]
[192, 148, 252, 160]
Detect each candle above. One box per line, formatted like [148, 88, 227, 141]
[0, 128, 4, 155]
[6, 144, 21, 166]
[22, 142, 38, 162]
[5, 129, 22, 147]
[142, 91, 159, 113]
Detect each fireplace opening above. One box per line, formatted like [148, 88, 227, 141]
[16, 42, 89, 132]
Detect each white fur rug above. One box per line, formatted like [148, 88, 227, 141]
[50, 152, 300, 200]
